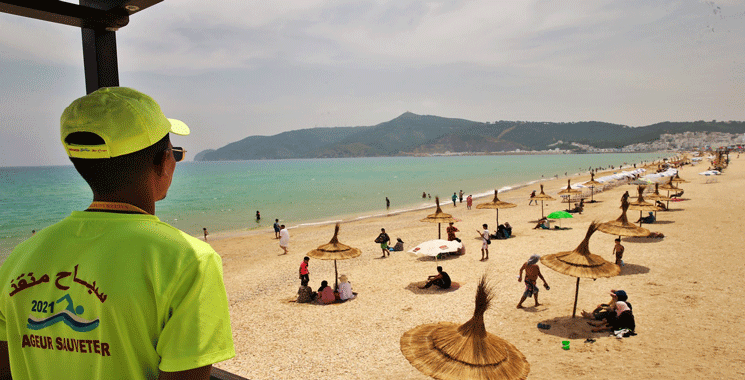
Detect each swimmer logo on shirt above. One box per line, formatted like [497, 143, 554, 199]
[27, 294, 100, 332]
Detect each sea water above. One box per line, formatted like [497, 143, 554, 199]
[0, 153, 667, 258]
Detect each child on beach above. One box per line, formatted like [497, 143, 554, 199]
[476, 224, 490, 261]
[466, 195, 473, 209]
[299, 256, 310, 284]
[203, 227, 209, 241]
[375, 228, 391, 258]
[613, 238, 625, 266]
[517, 254, 549, 308]
[273, 219, 280, 238]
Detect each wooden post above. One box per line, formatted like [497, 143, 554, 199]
[572, 277, 580, 318]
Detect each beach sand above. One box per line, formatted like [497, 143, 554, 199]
[211, 156, 745, 379]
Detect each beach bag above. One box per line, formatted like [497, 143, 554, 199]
[374, 235, 384, 244]
[486, 236, 491, 245]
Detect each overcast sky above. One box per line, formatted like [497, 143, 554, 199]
[1, 0, 743, 166]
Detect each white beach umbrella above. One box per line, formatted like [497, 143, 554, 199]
[409, 239, 462, 262]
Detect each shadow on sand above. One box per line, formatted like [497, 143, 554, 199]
[623, 236, 665, 244]
[415, 253, 463, 263]
[618, 263, 650, 276]
[536, 315, 612, 340]
[405, 281, 462, 295]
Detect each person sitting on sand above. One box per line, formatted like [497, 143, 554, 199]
[419, 266, 451, 289]
[337, 275, 354, 301]
[296, 279, 317, 303]
[569, 199, 584, 214]
[581, 289, 629, 321]
[517, 254, 549, 308]
[655, 200, 668, 211]
[589, 290, 635, 333]
[391, 238, 404, 251]
[318, 281, 335, 304]
[446, 222, 459, 241]
[635, 212, 656, 224]
[533, 217, 550, 229]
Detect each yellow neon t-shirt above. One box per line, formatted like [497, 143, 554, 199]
[0, 211, 235, 379]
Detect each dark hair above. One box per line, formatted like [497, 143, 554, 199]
[66, 132, 170, 195]
[301, 279, 309, 286]
[482, 224, 488, 228]
[437, 266, 443, 272]
[303, 256, 309, 261]
[615, 238, 621, 242]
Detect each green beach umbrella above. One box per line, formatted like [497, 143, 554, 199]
[547, 210, 573, 227]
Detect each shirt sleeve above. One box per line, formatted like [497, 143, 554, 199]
[156, 250, 235, 372]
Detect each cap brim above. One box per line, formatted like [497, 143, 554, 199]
[168, 118, 190, 136]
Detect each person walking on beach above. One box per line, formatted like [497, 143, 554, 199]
[386, 197, 390, 210]
[613, 238, 625, 266]
[256, 210, 261, 221]
[517, 254, 549, 308]
[476, 224, 490, 261]
[279, 224, 290, 254]
[466, 195, 473, 210]
[273, 219, 281, 238]
[459, 190, 464, 203]
[299, 256, 310, 284]
[528, 190, 536, 205]
[375, 228, 391, 258]
[0, 87, 235, 379]
[203, 227, 209, 241]
[446, 222, 459, 241]
[452, 192, 458, 207]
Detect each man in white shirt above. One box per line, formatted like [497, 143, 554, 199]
[279, 225, 290, 254]
[475, 223, 490, 261]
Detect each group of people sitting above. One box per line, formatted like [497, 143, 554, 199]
[296, 275, 355, 304]
[567, 198, 584, 214]
[582, 289, 636, 336]
[533, 217, 569, 230]
[490, 222, 513, 240]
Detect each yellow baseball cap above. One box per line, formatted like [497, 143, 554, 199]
[60, 87, 190, 159]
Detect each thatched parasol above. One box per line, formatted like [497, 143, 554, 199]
[558, 179, 583, 210]
[628, 185, 661, 226]
[421, 197, 457, 239]
[476, 190, 516, 227]
[597, 197, 650, 239]
[645, 183, 672, 215]
[540, 222, 620, 317]
[400, 276, 530, 380]
[583, 173, 603, 202]
[670, 174, 689, 184]
[307, 223, 361, 290]
[531, 184, 555, 218]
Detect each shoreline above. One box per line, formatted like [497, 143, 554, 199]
[198, 157, 670, 243]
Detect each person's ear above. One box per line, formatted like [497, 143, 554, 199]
[153, 149, 170, 176]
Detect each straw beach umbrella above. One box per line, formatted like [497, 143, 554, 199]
[628, 186, 661, 226]
[400, 276, 530, 380]
[307, 223, 361, 290]
[558, 180, 583, 211]
[532, 184, 555, 219]
[670, 173, 689, 184]
[540, 222, 621, 318]
[476, 190, 516, 227]
[597, 197, 650, 239]
[421, 197, 457, 239]
[583, 173, 603, 202]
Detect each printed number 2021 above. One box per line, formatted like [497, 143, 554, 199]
[31, 300, 54, 313]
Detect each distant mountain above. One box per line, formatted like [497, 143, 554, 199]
[196, 114, 745, 161]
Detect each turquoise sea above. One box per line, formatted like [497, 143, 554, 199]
[0, 153, 668, 257]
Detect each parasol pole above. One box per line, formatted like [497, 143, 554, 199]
[438, 223, 441, 239]
[496, 209, 499, 227]
[572, 277, 580, 318]
[334, 260, 339, 291]
[541, 200, 545, 218]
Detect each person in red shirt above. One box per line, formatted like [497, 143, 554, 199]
[299, 257, 310, 284]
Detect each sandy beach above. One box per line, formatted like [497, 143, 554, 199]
[210, 155, 745, 379]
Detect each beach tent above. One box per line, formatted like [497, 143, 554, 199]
[628, 186, 662, 226]
[476, 190, 516, 227]
[532, 184, 556, 219]
[597, 197, 650, 240]
[400, 276, 530, 380]
[307, 223, 361, 291]
[420, 197, 457, 239]
[541, 222, 620, 318]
